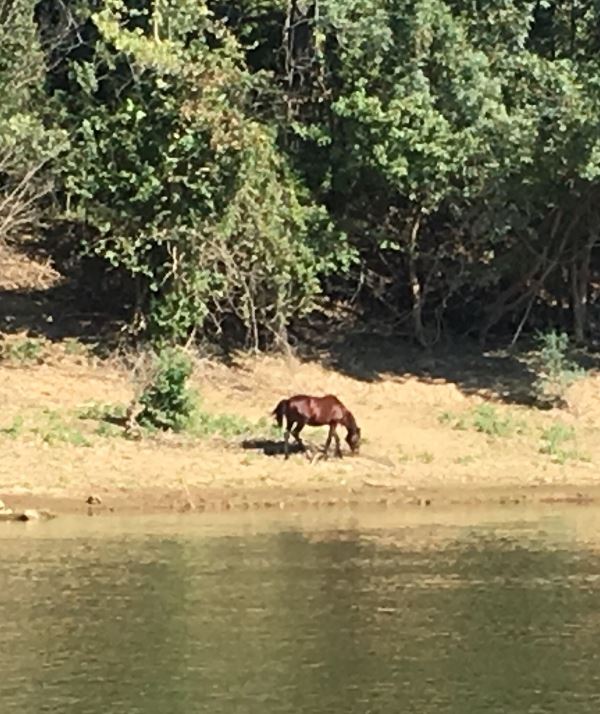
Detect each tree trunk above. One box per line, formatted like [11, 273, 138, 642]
[571, 239, 593, 345]
[407, 214, 427, 346]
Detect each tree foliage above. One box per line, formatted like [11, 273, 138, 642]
[4, 0, 600, 347]
[0, 0, 67, 244]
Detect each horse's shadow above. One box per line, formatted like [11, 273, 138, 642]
[241, 438, 321, 458]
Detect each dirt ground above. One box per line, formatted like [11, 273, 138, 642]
[1, 333, 600, 518]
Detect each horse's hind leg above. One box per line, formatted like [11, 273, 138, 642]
[283, 418, 294, 460]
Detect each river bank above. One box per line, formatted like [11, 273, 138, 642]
[1, 335, 600, 517]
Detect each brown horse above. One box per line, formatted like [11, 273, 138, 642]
[272, 394, 361, 460]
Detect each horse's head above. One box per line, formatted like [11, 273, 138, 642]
[346, 426, 361, 455]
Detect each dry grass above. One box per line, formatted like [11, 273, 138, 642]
[0, 241, 62, 291]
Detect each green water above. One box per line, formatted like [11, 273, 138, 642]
[2, 506, 600, 713]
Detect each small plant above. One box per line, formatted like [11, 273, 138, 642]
[438, 410, 468, 430]
[472, 404, 518, 438]
[137, 347, 197, 431]
[533, 331, 585, 405]
[0, 337, 45, 364]
[539, 421, 580, 463]
[416, 450, 434, 464]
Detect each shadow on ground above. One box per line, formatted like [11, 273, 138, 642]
[293, 318, 600, 408]
[0, 234, 130, 354]
[0, 286, 125, 348]
[241, 438, 328, 458]
[241, 438, 304, 457]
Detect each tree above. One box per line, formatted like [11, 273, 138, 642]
[54, 0, 353, 346]
[0, 0, 67, 245]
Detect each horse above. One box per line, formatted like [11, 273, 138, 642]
[272, 394, 361, 460]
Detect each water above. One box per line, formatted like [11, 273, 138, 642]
[2, 505, 600, 713]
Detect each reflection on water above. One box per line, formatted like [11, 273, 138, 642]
[2, 506, 600, 713]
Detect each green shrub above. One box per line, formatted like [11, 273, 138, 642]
[0, 337, 45, 364]
[533, 331, 585, 405]
[137, 348, 197, 431]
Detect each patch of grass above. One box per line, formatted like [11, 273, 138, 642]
[415, 450, 434, 464]
[62, 338, 90, 356]
[256, 416, 281, 438]
[438, 410, 469, 430]
[78, 402, 127, 422]
[539, 421, 588, 464]
[188, 410, 254, 439]
[0, 337, 45, 365]
[78, 402, 130, 439]
[33, 409, 92, 447]
[455, 454, 477, 466]
[94, 421, 123, 438]
[397, 447, 411, 464]
[439, 405, 526, 438]
[472, 404, 524, 438]
[79, 397, 264, 441]
[397, 446, 434, 464]
[0, 415, 26, 438]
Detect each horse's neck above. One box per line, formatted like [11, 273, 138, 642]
[343, 411, 357, 431]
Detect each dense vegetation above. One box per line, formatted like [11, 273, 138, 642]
[3, 0, 600, 348]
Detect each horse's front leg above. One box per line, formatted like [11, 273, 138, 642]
[333, 428, 343, 459]
[323, 424, 334, 457]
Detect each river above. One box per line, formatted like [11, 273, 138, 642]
[2, 505, 600, 713]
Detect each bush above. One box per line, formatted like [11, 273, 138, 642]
[533, 331, 585, 405]
[137, 348, 196, 431]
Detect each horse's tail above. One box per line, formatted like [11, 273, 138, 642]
[272, 399, 287, 429]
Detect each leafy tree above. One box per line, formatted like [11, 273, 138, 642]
[4, 0, 600, 349]
[55, 0, 353, 346]
[0, 0, 67, 245]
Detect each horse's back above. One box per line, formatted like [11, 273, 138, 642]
[284, 393, 347, 425]
[285, 394, 314, 420]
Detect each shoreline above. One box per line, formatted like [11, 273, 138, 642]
[2, 481, 599, 518]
